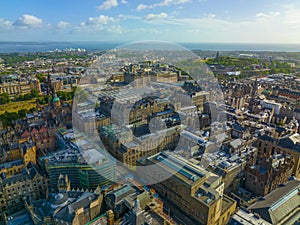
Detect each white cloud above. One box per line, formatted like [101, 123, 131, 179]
[256, 11, 281, 18]
[97, 0, 118, 10]
[255, 13, 266, 18]
[271, 12, 281, 16]
[72, 14, 126, 38]
[166, 10, 300, 43]
[0, 18, 12, 29]
[13, 14, 43, 28]
[143, 13, 186, 25]
[57, 21, 70, 29]
[157, 0, 190, 7]
[77, 15, 118, 32]
[132, 27, 161, 34]
[144, 12, 169, 21]
[85, 15, 116, 26]
[2, 4, 300, 43]
[137, 4, 148, 11]
[207, 13, 216, 19]
[108, 25, 123, 33]
[118, 14, 141, 21]
[121, 0, 127, 4]
[137, 0, 190, 10]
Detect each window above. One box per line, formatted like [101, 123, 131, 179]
[272, 147, 275, 154]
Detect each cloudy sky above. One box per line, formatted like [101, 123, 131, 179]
[0, 0, 300, 43]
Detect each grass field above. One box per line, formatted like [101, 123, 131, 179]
[0, 100, 37, 114]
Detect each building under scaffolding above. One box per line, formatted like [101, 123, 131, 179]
[44, 148, 116, 191]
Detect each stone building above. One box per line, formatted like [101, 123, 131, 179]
[100, 124, 182, 167]
[0, 160, 24, 178]
[244, 153, 294, 196]
[248, 179, 300, 224]
[0, 79, 40, 96]
[203, 145, 258, 193]
[57, 174, 71, 192]
[20, 126, 57, 156]
[104, 179, 174, 225]
[72, 108, 110, 136]
[256, 133, 300, 177]
[44, 148, 115, 191]
[98, 88, 174, 126]
[231, 123, 249, 139]
[0, 162, 48, 220]
[191, 91, 208, 111]
[1, 141, 36, 165]
[25, 188, 104, 225]
[142, 152, 237, 225]
[84, 210, 114, 225]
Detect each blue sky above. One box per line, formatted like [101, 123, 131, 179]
[0, 0, 300, 43]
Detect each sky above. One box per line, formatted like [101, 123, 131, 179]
[0, 0, 300, 43]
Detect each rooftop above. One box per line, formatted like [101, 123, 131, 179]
[29, 191, 100, 224]
[229, 209, 271, 225]
[153, 152, 207, 184]
[0, 159, 23, 170]
[249, 179, 300, 224]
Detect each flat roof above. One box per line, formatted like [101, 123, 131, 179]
[230, 209, 271, 225]
[148, 152, 210, 186]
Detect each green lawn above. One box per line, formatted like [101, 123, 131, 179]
[0, 100, 36, 114]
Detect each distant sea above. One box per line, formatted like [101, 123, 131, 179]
[1, 41, 300, 53]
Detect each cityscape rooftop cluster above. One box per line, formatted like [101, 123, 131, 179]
[0, 47, 300, 225]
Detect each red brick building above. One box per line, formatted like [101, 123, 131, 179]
[21, 126, 56, 156]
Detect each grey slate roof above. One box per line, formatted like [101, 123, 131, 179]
[1, 162, 39, 186]
[249, 180, 300, 224]
[53, 192, 98, 222]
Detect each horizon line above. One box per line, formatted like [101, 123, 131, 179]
[1, 41, 300, 45]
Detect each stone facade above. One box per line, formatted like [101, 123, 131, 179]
[0, 163, 48, 219]
[144, 152, 237, 225]
[245, 153, 294, 196]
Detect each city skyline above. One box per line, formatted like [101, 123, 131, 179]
[1, 0, 300, 43]
[1, 25, 300, 223]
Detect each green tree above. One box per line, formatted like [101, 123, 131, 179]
[30, 89, 40, 98]
[15, 94, 24, 101]
[18, 109, 28, 118]
[36, 74, 46, 82]
[277, 121, 285, 126]
[0, 93, 10, 104]
[24, 93, 31, 100]
[0, 111, 20, 127]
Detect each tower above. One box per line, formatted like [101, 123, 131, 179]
[106, 210, 114, 225]
[47, 70, 51, 107]
[252, 77, 258, 97]
[57, 174, 71, 192]
[53, 94, 61, 109]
